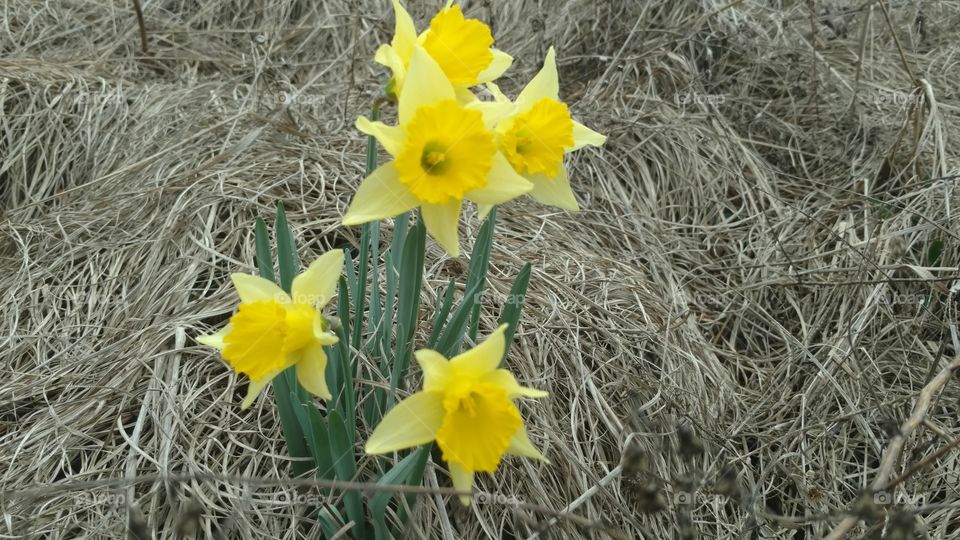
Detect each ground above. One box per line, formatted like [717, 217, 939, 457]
[2, 0, 960, 538]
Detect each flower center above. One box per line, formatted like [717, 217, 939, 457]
[421, 6, 494, 86]
[396, 100, 495, 204]
[435, 381, 521, 472]
[222, 300, 317, 380]
[420, 142, 449, 175]
[501, 98, 574, 177]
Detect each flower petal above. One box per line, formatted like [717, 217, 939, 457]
[449, 462, 475, 506]
[465, 152, 533, 206]
[450, 323, 509, 375]
[482, 369, 549, 399]
[571, 119, 607, 150]
[528, 168, 579, 211]
[342, 162, 420, 226]
[421, 200, 462, 257]
[356, 117, 405, 157]
[296, 342, 332, 400]
[506, 426, 549, 462]
[465, 99, 513, 130]
[477, 49, 513, 83]
[365, 391, 445, 454]
[389, 0, 418, 62]
[196, 324, 231, 350]
[516, 46, 559, 112]
[476, 203, 494, 221]
[231, 273, 288, 304]
[241, 369, 283, 410]
[291, 250, 344, 308]
[485, 82, 510, 104]
[415, 349, 450, 392]
[313, 318, 339, 345]
[399, 47, 456, 126]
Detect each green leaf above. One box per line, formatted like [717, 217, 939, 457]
[498, 263, 532, 365]
[388, 218, 426, 404]
[254, 217, 275, 283]
[435, 278, 485, 358]
[465, 207, 496, 345]
[427, 277, 456, 349]
[370, 446, 430, 540]
[928, 239, 944, 266]
[275, 202, 299, 292]
[326, 410, 365, 535]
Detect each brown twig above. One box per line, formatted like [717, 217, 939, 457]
[131, 0, 148, 54]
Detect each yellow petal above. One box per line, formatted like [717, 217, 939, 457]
[399, 47, 456, 126]
[449, 462, 475, 506]
[516, 47, 559, 112]
[571, 119, 606, 150]
[485, 82, 510, 104]
[421, 200, 462, 257]
[476, 203, 494, 221]
[231, 273, 289, 304]
[241, 369, 283, 409]
[528, 168, 579, 211]
[465, 152, 533, 206]
[465, 99, 513, 130]
[436, 384, 520, 472]
[365, 391, 445, 454]
[296, 342, 332, 400]
[506, 426, 549, 462]
[482, 369, 549, 399]
[477, 49, 513, 83]
[415, 349, 450, 391]
[450, 323, 509, 376]
[357, 117, 405, 157]
[313, 318, 339, 345]
[342, 162, 419, 226]
[196, 324, 231, 350]
[291, 250, 344, 308]
[389, 0, 418, 63]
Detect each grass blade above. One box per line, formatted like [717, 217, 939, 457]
[426, 277, 456, 349]
[388, 218, 425, 404]
[370, 446, 430, 539]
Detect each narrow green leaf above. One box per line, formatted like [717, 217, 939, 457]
[327, 410, 365, 535]
[275, 202, 299, 292]
[304, 406, 334, 479]
[388, 218, 425, 404]
[426, 277, 456, 349]
[370, 446, 430, 539]
[498, 263, 532, 365]
[254, 217, 275, 283]
[435, 278, 485, 358]
[343, 248, 358, 313]
[465, 207, 496, 345]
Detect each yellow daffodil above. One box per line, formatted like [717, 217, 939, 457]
[365, 324, 548, 505]
[376, 0, 512, 100]
[485, 47, 607, 214]
[343, 46, 532, 256]
[197, 251, 344, 409]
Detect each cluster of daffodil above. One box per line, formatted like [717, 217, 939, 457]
[198, 1, 603, 536]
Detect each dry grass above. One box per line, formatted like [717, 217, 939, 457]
[2, 0, 960, 538]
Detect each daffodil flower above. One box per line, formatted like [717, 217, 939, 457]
[377, 0, 512, 101]
[365, 324, 548, 505]
[484, 47, 607, 214]
[197, 251, 344, 409]
[343, 46, 532, 256]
